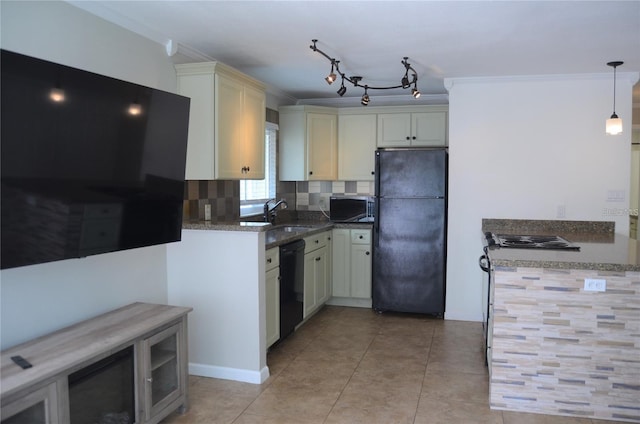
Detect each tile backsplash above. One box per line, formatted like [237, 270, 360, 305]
[296, 181, 375, 211]
[183, 180, 240, 221]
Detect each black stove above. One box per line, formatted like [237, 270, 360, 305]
[485, 232, 580, 251]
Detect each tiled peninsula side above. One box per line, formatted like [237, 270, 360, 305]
[483, 219, 640, 423]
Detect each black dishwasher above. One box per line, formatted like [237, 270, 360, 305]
[279, 239, 305, 341]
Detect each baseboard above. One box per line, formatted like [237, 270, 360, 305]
[189, 362, 270, 384]
[444, 311, 482, 322]
[326, 297, 372, 308]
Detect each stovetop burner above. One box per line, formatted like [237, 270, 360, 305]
[485, 233, 580, 251]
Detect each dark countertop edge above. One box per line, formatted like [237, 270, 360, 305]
[182, 220, 273, 232]
[482, 218, 615, 239]
[492, 258, 640, 273]
[265, 222, 373, 250]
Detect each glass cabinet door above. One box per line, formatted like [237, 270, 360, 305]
[143, 323, 182, 421]
[1, 382, 58, 424]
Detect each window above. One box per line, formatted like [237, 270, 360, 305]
[240, 123, 277, 217]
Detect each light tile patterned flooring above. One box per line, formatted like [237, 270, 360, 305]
[163, 306, 622, 424]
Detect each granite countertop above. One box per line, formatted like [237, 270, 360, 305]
[182, 219, 373, 250]
[483, 219, 640, 272]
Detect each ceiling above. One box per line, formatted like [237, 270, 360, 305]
[69, 1, 640, 107]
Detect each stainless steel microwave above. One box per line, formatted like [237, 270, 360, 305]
[329, 196, 375, 222]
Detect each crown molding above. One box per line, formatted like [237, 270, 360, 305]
[445, 72, 640, 91]
[296, 93, 449, 108]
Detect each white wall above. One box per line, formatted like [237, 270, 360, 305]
[0, 1, 179, 349]
[444, 73, 638, 322]
[166, 230, 268, 384]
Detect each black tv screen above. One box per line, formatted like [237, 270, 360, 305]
[1, 50, 190, 269]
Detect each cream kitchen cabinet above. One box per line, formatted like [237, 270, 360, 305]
[176, 62, 266, 180]
[338, 113, 377, 181]
[279, 105, 337, 181]
[377, 110, 447, 147]
[265, 247, 280, 349]
[302, 231, 331, 318]
[329, 228, 372, 308]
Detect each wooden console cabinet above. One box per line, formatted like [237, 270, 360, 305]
[1, 303, 192, 424]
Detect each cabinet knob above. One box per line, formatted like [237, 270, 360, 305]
[309, 171, 313, 175]
[146, 377, 153, 383]
[315, 257, 321, 261]
[371, 171, 375, 175]
[412, 136, 416, 140]
[267, 258, 272, 263]
[247, 166, 250, 172]
[366, 251, 370, 255]
[359, 235, 363, 239]
[315, 239, 319, 243]
[406, 136, 410, 140]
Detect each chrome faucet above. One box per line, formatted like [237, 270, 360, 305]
[264, 198, 288, 223]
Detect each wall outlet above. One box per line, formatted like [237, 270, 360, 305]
[204, 204, 212, 221]
[584, 278, 606, 292]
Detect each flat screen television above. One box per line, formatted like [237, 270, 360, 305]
[1, 49, 190, 269]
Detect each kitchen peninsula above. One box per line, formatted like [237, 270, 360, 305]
[482, 219, 640, 423]
[166, 220, 335, 384]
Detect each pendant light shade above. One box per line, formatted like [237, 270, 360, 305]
[605, 61, 623, 135]
[606, 114, 623, 135]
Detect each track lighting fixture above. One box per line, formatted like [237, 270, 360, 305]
[605, 61, 623, 135]
[310, 39, 421, 106]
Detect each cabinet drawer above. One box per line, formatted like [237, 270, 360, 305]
[351, 230, 371, 245]
[304, 232, 328, 253]
[265, 247, 279, 271]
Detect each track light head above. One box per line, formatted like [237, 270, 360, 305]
[412, 87, 421, 99]
[361, 86, 370, 106]
[337, 84, 347, 96]
[325, 71, 336, 85]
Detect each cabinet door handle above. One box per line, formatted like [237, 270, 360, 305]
[146, 377, 153, 383]
[246, 166, 250, 172]
[315, 239, 319, 244]
[315, 257, 321, 261]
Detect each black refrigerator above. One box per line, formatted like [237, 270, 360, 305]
[373, 148, 447, 315]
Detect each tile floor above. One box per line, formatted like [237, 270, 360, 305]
[163, 306, 623, 424]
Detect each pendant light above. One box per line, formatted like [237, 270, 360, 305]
[605, 61, 623, 135]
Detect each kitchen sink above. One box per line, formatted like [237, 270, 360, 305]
[265, 223, 330, 247]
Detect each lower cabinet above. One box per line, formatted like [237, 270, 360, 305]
[265, 247, 280, 349]
[0, 382, 59, 424]
[303, 231, 331, 318]
[141, 322, 187, 423]
[329, 228, 372, 308]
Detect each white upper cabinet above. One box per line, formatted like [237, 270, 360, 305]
[176, 62, 266, 180]
[377, 108, 447, 147]
[279, 105, 337, 181]
[338, 113, 377, 181]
